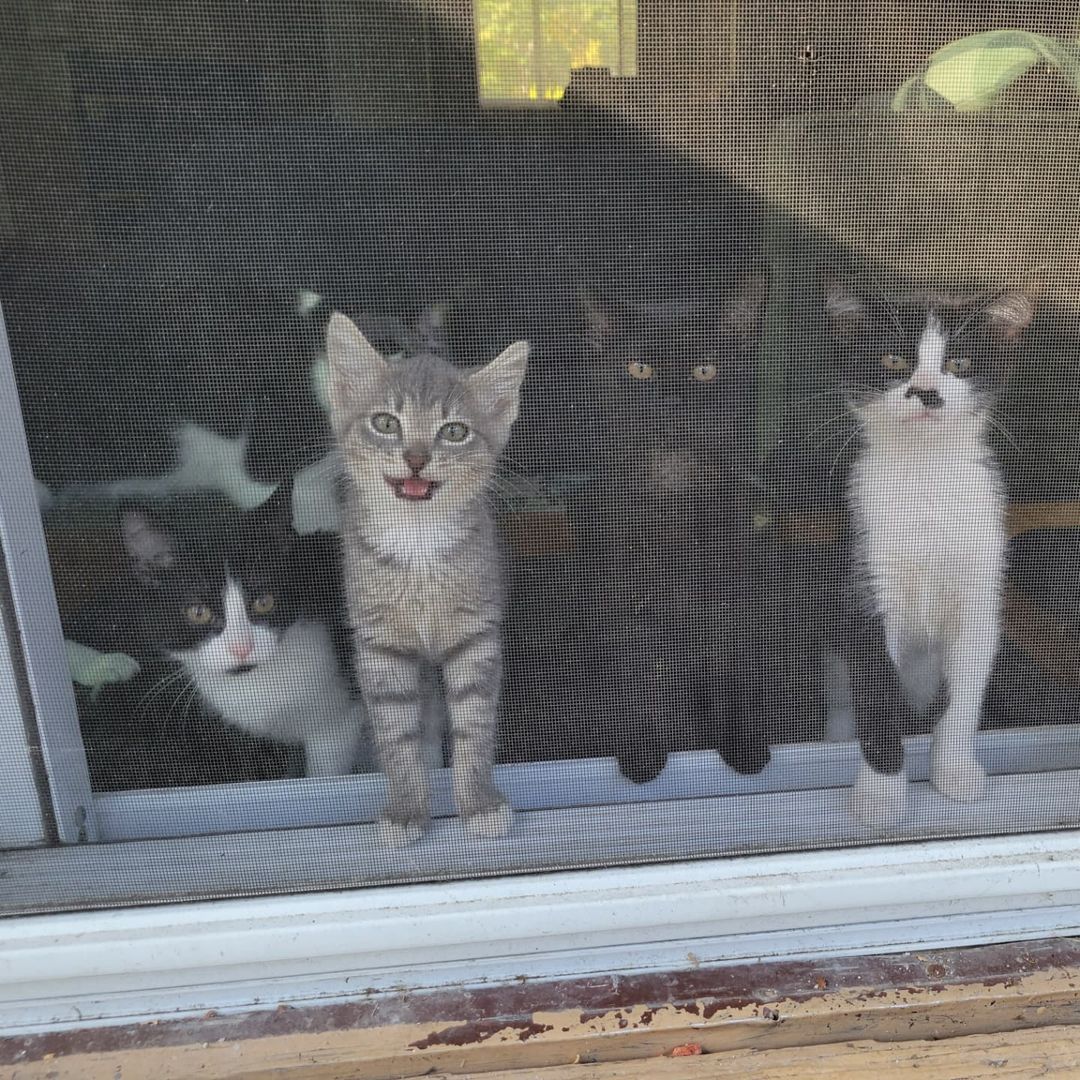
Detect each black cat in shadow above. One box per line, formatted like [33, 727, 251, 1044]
[576, 274, 772, 783]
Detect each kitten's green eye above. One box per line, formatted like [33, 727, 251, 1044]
[438, 421, 470, 443]
[692, 363, 717, 383]
[251, 593, 276, 616]
[880, 354, 911, 373]
[944, 355, 972, 376]
[626, 360, 654, 380]
[370, 412, 401, 436]
[184, 603, 213, 626]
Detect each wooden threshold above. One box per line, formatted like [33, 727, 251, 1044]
[429, 1025, 1080, 1079]
[5, 937, 1080, 1079]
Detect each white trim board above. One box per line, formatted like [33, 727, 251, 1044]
[92, 724, 1080, 842]
[1, 830, 1080, 1034]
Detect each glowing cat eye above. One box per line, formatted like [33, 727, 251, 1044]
[370, 412, 401, 436]
[251, 593, 276, 615]
[944, 355, 973, 376]
[626, 360, 654, 380]
[880, 354, 911, 373]
[692, 363, 717, 383]
[438, 421, 470, 443]
[184, 603, 213, 626]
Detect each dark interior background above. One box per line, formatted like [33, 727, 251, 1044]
[3, 0, 1080, 792]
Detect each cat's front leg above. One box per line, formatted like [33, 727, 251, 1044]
[610, 627, 685, 785]
[711, 619, 770, 776]
[714, 674, 771, 776]
[847, 615, 909, 829]
[356, 643, 431, 846]
[932, 596, 999, 803]
[442, 628, 512, 838]
[303, 722, 366, 778]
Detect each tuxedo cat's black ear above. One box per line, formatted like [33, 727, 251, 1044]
[722, 270, 769, 344]
[408, 301, 450, 358]
[255, 476, 298, 543]
[820, 268, 868, 336]
[984, 284, 1039, 344]
[118, 506, 177, 580]
[578, 287, 621, 352]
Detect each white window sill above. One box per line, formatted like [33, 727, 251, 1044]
[90, 723, 1080, 842]
[2, 829, 1080, 1035]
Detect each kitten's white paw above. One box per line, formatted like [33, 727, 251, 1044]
[932, 755, 987, 803]
[377, 818, 425, 847]
[850, 762, 907, 831]
[463, 802, 513, 839]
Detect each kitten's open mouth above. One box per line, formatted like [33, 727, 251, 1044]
[228, 663, 258, 676]
[386, 475, 439, 501]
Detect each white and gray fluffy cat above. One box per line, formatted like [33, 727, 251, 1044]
[326, 312, 528, 846]
[823, 274, 1037, 827]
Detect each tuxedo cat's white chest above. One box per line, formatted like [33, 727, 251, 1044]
[184, 620, 351, 740]
[850, 437, 1006, 640]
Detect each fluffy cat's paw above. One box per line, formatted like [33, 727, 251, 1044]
[616, 748, 669, 785]
[932, 755, 987, 803]
[377, 817, 427, 847]
[463, 802, 513, 839]
[850, 762, 907, 831]
[717, 736, 771, 776]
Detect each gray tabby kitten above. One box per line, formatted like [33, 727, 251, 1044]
[326, 313, 529, 846]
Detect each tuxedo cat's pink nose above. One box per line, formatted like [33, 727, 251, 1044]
[228, 638, 254, 661]
[404, 449, 430, 474]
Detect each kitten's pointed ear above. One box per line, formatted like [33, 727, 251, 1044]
[256, 476, 297, 540]
[325, 312, 388, 432]
[820, 268, 867, 337]
[985, 284, 1039, 343]
[470, 341, 529, 425]
[722, 270, 769, 344]
[578, 287, 619, 352]
[119, 506, 176, 580]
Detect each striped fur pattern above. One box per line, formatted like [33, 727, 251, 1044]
[326, 313, 528, 846]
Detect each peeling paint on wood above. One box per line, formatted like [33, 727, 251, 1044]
[4, 938, 1080, 1079]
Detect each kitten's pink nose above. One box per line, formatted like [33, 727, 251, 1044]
[228, 638, 254, 661]
[404, 449, 430, 474]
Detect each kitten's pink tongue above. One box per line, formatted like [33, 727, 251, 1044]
[402, 477, 433, 499]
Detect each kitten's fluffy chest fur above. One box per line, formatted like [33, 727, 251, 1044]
[850, 418, 1005, 665]
[342, 495, 501, 659]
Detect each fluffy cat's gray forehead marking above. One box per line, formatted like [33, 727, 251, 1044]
[382, 354, 471, 414]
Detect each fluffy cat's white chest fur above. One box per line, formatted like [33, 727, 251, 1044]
[850, 432, 1005, 656]
[185, 620, 355, 740]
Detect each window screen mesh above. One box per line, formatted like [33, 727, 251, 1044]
[3, 0, 1080, 908]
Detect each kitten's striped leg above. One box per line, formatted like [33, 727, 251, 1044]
[442, 629, 511, 838]
[356, 643, 431, 846]
[933, 598, 999, 803]
[847, 616, 909, 830]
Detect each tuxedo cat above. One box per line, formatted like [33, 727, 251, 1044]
[823, 273, 1037, 827]
[66, 482, 370, 782]
[35, 287, 450, 539]
[577, 274, 771, 783]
